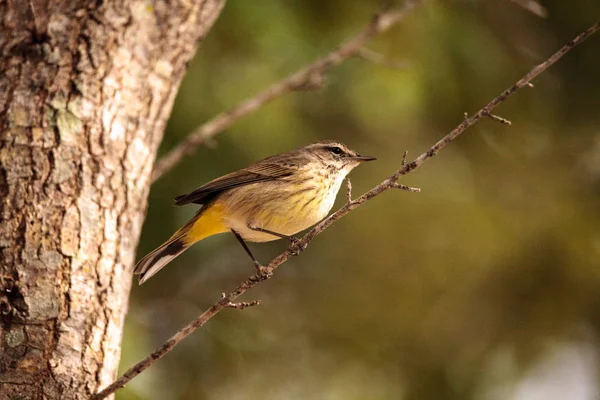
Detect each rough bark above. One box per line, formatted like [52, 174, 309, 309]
[0, 0, 225, 398]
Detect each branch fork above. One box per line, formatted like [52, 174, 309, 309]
[221, 293, 261, 310]
[483, 111, 512, 125]
[251, 266, 273, 281]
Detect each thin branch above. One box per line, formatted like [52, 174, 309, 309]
[506, 0, 548, 18]
[224, 300, 260, 310]
[484, 111, 512, 125]
[345, 178, 353, 204]
[150, 0, 423, 183]
[392, 182, 421, 192]
[93, 21, 600, 400]
[221, 293, 261, 309]
[293, 70, 327, 91]
[355, 47, 409, 69]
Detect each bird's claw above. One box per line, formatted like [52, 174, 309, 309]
[253, 263, 272, 281]
[287, 237, 307, 256]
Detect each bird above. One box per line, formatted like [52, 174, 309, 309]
[134, 140, 376, 284]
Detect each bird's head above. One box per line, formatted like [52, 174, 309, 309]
[303, 140, 376, 177]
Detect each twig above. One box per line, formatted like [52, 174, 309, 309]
[484, 112, 512, 125]
[355, 47, 408, 69]
[506, 0, 548, 18]
[93, 21, 600, 400]
[150, 0, 423, 183]
[221, 293, 261, 309]
[392, 183, 421, 192]
[345, 178, 353, 203]
[294, 71, 327, 91]
[401, 150, 408, 167]
[224, 300, 260, 309]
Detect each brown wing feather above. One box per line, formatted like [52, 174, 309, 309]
[173, 162, 296, 206]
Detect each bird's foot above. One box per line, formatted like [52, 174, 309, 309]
[287, 237, 307, 256]
[253, 262, 272, 281]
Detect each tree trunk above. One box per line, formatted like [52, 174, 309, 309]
[0, 0, 224, 398]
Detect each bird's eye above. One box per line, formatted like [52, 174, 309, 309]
[329, 147, 343, 155]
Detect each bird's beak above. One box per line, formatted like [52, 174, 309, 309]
[350, 155, 376, 162]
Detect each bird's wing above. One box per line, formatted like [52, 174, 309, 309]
[173, 162, 296, 206]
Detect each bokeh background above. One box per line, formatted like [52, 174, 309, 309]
[119, 1, 600, 399]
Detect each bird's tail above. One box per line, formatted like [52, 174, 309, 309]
[134, 204, 228, 284]
[134, 233, 190, 285]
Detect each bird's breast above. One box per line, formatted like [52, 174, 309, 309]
[219, 173, 345, 242]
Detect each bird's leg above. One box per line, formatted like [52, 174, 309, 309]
[248, 225, 306, 256]
[248, 225, 298, 243]
[231, 230, 271, 279]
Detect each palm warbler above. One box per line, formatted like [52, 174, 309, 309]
[134, 141, 375, 284]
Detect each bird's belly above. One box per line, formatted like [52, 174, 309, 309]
[222, 187, 332, 243]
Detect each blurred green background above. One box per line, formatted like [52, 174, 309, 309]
[119, 1, 600, 399]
